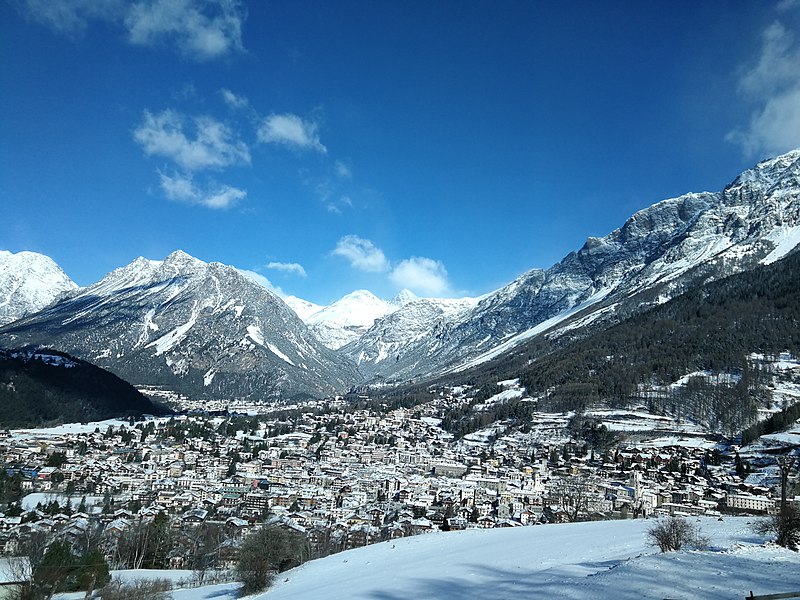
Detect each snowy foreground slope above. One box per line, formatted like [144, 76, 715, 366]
[63, 518, 800, 600]
[260, 518, 798, 600]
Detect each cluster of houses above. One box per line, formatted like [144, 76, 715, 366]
[0, 390, 794, 570]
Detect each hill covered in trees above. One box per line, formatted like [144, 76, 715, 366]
[0, 348, 166, 428]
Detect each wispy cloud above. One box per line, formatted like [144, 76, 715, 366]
[202, 185, 247, 209]
[125, 0, 245, 60]
[15, 0, 246, 60]
[13, 0, 122, 37]
[221, 88, 249, 110]
[332, 235, 390, 273]
[727, 15, 800, 157]
[158, 171, 245, 209]
[334, 160, 352, 179]
[304, 158, 356, 213]
[390, 257, 450, 296]
[136, 108, 250, 210]
[258, 113, 327, 153]
[266, 261, 308, 277]
[158, 171, 198, 201]
[327, 195, 353, 214]
[134, 109, 250, 171]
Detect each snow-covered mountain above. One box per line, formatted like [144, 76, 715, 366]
[0, 250, 358, 401]
[283, 295, 324, 321]
[349, 149, 800, 381]
[302, 290, 420, 350]
[2, 150, 799, 399]
[305, 290, 391, 349]
[0, 250, 78, 326]
[341, 295, 477, 377]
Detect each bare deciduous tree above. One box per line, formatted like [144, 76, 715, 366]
[647, 516, 707, 552]
[553, 474, 592, 522]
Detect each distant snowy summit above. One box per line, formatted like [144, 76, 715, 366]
[0, 250, 78, 326]
[283, 296, 324, 321]
[286, 288, 430, 350]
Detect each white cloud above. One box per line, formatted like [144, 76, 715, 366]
[134, 109, 250, 171]
[202, 185, 246, 209]
[158, 171, 245, 209]
[124, 0, 245, 60]
[727, 19, 800, 157]
[14, 0, 123, 36]
[332, 235, 390, 273]
[221, 88, 249, 110]
[390, 257, 450, 297]
[266, 262, 308, 277]
[778, 0, 800, 12]
[737, 22, 799, 99]
[16, 0, 245, 60]
[326, 195, 353, 213]
[125, 0, 244, 60]
[258, 113, 327, 153]
[159, 171, 199, 201]
[335, 160, 352, 179]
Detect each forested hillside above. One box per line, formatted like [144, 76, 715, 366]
[427, 249, 800, 437]
[0, 349, 165, 428]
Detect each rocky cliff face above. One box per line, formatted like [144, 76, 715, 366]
[347, 150, 800, 381]
[0, 251, 359, 401]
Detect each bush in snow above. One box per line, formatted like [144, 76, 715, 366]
[97, 577, 173, 600]
[647, 516, 708, 552]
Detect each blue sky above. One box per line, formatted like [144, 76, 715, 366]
[2, 1, 800, 305]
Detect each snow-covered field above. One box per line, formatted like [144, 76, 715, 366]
[63, 517, 798, 600]
[257, 517, 799, 600]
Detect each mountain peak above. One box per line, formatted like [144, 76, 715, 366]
[341, 289, 382, 302]
[728, 147, 800, 192]
[161, 249, 207, 274]
[391, 289, 418, 306]
[0, 250, 78, 326]
[284, 296, 325, 321]
[305, 290, 394, 350]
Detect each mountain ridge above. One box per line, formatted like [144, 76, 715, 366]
[0, 250, 359, 401]
[345, 150, 800, 382]
[1, 149, 799, 401]
[0, 347, 165, 427]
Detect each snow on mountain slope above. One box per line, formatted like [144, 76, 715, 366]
[0, 250, 78, 326]
[292, 289, 420, 350]
[283, 295, 324, 321]
[257, 518, 797, 600]
[305, 290, 392, 349]
[55, 518, 794, 600]
[0, 250, 358, 401]
[342, 296, 477, 376]
[350, 149, 800, 382]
